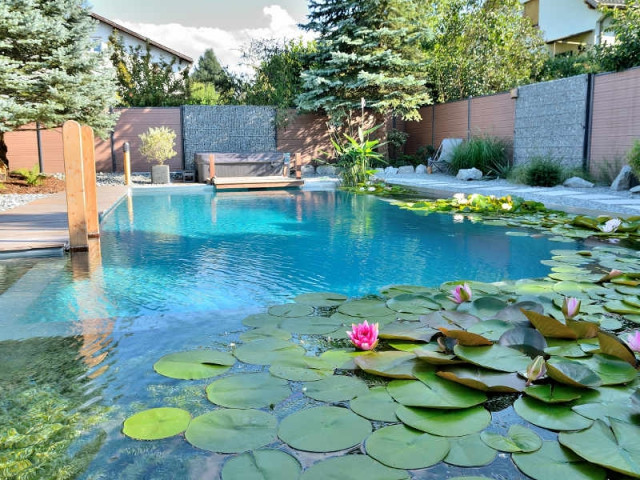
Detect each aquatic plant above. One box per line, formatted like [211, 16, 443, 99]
[627, 331, 640, 352]
[525, 356, 546, 386]
[347, 321, 379, 351]
[562, 297, 581, 320]
[449, 283, 472, 304]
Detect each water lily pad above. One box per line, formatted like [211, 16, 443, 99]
[453, 344, 531, 372]
[513, 396, 593, 431]
[123, 407, 191, 440]
[544, 339, 588, 358]
[480, 425, 542, 452]
[395, 405, 490, 436]
[389, 341, 431, 352]
[349, 386, 399, 422]
[467, 320, 514, 341]
[458, 297, 507, 319]
[546, 358, 602, 388]
[354, 351, 419, 379]
[605, 300, 640, 315]
[524, 384, 584, 403]
[279, 316, 343, 335]
[498, 327, 547, 357]
[268, 303, 314, 317]
[242, 313, 284, 328]
[233, 338, 304, 365]
[294, 292, 347, 307]
[521, 310, 577, 339]
[303, 375, 369, 402]
[439, 328, 492, 346]
[440, 280, 501, 295]
[437, 367, 527, 392]
[387, 370, 487, 409]
[559, 418, 640, 478]
[513, 280, 555, 296]
[577, 354, 638, 385]
[269, 356, 334, 382]
[597, 331, 637, 366]
[512, 441, 605, 480]
[221, 449, 301, 480]
[420, 310, 481, 330]
[380, 284, 434, 298]
[206, 372, 290, 409]
[153, 350, 236, 380]
[444, 434, 497, 467]
[278, 406, 371, 452]
[319, 349, 367, 370]
[379, 321, 437, 342]
[386, 293, 440, 314]
[413, 347, 466, 365]
[185, 409, 277, 453]
[365, 424, 450, 469]
[300, 455, 409, 480]
[338, 299, 394, 318]
[239, 326, 291, 342]
[494, 301, 543, 327]
[572, 401, 638, 424]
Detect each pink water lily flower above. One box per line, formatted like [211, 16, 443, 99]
[627, 331, 640, 353]
[347, 320, 379, 351]
[450, 283, 472, 304]
[562, 297, 581, 320]
[526, 355, 547, 386]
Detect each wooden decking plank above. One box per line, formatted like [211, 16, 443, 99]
[213, 176, 304, 190]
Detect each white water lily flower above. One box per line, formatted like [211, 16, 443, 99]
[502, 203, 512, 211]
[453, 193, 466, 202]
[368, 187, 376, 192]
[600, 218, 622, 233]
[453, 214, 464, 223]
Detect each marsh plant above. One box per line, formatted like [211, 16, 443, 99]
[331, 125, 385, 187]
[449, 136, 511, 177]
[627, 139, 640, 180]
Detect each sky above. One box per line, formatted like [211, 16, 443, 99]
[89, 0, 314, 75]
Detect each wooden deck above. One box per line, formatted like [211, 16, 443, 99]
[213, 176, 304, 190]
[0, 186, 127, 254]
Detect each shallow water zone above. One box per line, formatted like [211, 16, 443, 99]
[3, 189, 623, 480]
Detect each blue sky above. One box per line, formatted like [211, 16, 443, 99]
[89, 0, 312, 73]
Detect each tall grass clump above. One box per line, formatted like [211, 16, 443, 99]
[627, 139, 640, 180]
[449, 136, 510, 177]
[518, 156, 563, 187]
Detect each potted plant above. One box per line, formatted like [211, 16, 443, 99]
[138, 126, 177, 184]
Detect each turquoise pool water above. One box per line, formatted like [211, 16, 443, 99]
[0, 189, 582, 479]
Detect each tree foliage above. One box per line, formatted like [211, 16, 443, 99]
[0, 0, 119, 168]
[138, 126, 177, 165]
[190, 48, 235, 103]
[297, 0, 432, 124]
[109, 32, 190, 107]
[597, 0, 640, 72]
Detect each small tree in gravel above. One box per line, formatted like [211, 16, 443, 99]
[138, 127, 177, 165]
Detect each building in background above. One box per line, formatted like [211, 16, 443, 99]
[522, 0, 626, 55]
[90, 12, 193, 70]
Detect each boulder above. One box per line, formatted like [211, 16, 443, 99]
[563, 176, 594, 188]
[415, 164, 427, 174]
[384, 166, 399, 175]
[456, 167, 483, 181]
[397, 165, 415, 174]
[316, 165, 337, 176]
[300, 165, 316, 177]
[630, 185, 640, 194]
[611, 165, 634, 191]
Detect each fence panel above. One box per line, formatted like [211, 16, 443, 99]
[277, 111, 331, 165]
[404, 106, 434, 155]
[434, 100, 468, 147]
[470, 93, 515, 140]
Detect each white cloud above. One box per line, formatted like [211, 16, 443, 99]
[114, 4, 315, 76]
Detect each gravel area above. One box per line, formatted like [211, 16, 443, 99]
[0, 193, 52, 213]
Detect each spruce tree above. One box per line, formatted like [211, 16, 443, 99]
[297, 0, 431, 124]
[0, 0, 119, 169]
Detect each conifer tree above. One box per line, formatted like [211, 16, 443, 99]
[0, 0, 119, 168]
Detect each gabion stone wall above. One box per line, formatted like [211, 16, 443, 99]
[514, 75, 589, 168]
[183, 106, 277, 170]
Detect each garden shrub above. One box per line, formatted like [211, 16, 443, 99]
[331, 125, 384, 187]
[12, 165, 44, 186]
[138, 127, 177, 165]
[627, 139, 640, 180]
[522, 156, 563, 187]
[449, 136, 510, 177]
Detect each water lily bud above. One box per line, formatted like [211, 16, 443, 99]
[562, 297, 581, 320]
[450, 283, 472, 304]
[526, 355, 547, 386]
[627, 331, 640, 353]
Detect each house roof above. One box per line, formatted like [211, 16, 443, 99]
[90, 12, 193, 64]
[584, 0, 627, 8]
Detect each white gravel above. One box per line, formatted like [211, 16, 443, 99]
[0, 193, 51, 212]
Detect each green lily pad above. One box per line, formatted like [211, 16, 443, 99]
[239, 326, 292, 342]
[185, 409, 277, 453]
[467, 320, 514, 341]
[387, 370, 487, 409]
[337, 299, 394, 318]
[572, 401, 638, 424]
[524, 384, 584, 403]
[420, 310, 481, 330]
[233, 338, 304, 365]
[386, 293, 440, 314]
[319, 349, 367, 370]
[439, 328, 493, 346]
[221, 449, 301, 480]
[512, 441, 605, 480]
[604, 300, 640, 315]
[413, 347, 466, 365]
[153, 350, 236, 380]
[513, 396, 593, 431]
[389, 341, 430, 352]
[380, 284, 434, 298]
[444, 434, 497, 467]
[458, 297, 507, 319]
[269, 356, 334, 382]
[279, 316, 343, 335]
[395, 405, 490, 436]
[303, 375, 369, 402]
[294, 292, 347, 307]
[453, 344, 531, 372]
[365, 424, 450, 469]
[278, 406, 371, 452]
[480, 425, 542, 453]
[354, 351, 419, 379]
[546, 358, 602, 388]
[379, 321, 437, 342]
[437, 367, 527, 392]
[206, 372, 290, 409]
[544, 339, 589, 358]
[440, 280, 501, 295]
[559, 418, 640, 478]
[242, 313, 283, 328]
[498, 327, 547, 357]
[349, 386, 399, 422]
[300, 455, 409, 480]
[513, 280, 555, 296]
[521, 310, 577, 339]
[122, 407, 191, 440]
[577, 354, 638, 386]
[494, 301, 544, 327]
[268, 303, 314, 317]
[597, 331, 637, 366]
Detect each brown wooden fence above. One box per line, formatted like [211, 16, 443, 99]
[276, 112, 332, 165]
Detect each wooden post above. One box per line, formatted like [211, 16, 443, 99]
[62, 120, 88, 251]
[282, 153, 290, 177]
[123, 142, 131, 186]
[295, 153, 302, 179]
[82, 125, 99, 238]
[209, 154, 215, 181]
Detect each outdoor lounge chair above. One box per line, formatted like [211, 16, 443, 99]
[428, 138, 463, 173]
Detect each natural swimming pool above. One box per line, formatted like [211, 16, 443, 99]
[1, 189, 637, 479]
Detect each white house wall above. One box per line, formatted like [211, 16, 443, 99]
[538, 0, 602, 43]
